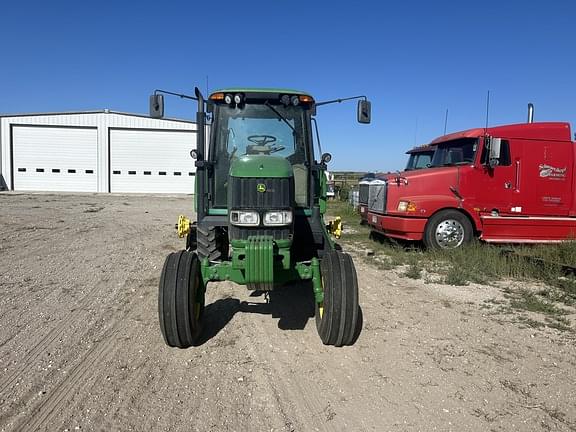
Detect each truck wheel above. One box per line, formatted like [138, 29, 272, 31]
[423, 210, 473, 249]
[315, 250, 359, 346]
[158, 250, 205, 348]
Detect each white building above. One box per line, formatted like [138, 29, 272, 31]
[0, 111, 198, 193]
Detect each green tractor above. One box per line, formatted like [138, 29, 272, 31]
[150, 87, 371, 347]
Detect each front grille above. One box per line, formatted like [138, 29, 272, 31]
[359, 183, 369, 205]
[228, 176, 294, 241]
[229, 177, 293, 209]
[368, 181, 387, 214]
[229, 226, 291, 241]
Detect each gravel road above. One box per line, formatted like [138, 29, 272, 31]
[1, 193, 575, 431]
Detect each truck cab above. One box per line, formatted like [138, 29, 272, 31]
[368, 122, 576, 248]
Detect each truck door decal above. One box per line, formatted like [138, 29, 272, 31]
[539, 164, 567, 180]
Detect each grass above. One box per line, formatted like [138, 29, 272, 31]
[404, 260, 422, 279]
[510, 290, 567, 316]
[326, 200, 576, 330]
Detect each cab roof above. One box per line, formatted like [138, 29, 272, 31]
[430, 122, 573, 145]
[406, 144, 435, 154]
[211, 88, 312, 97]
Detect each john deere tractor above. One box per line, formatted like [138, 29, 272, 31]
[150, 87, 371, 347]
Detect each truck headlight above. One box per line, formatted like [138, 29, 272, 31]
[397, 201, 417, 212]
[263, 210, 292, 226]
[230, 210, 260, 226]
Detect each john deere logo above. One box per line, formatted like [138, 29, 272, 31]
[257, 183, 266, 193]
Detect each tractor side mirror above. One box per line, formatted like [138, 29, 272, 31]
[149, 94, 164, 119]
[357, 100, 371, 124]
[190, 149, 198, 159]
[321, 152, 332, 164]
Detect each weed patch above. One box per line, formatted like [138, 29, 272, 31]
[510, 290, 568, 316]
[404, 262, 422, 279]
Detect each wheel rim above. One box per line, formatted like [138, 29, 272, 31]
[435, 219, 465, 248]
[318, 276, 325, 319]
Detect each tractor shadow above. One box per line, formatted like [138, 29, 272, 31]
[195, 282, 316, 346]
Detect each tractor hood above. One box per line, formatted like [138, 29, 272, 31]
[229, 155, 293, 178]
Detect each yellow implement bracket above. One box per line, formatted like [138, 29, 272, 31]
[326, 216, 343, 239]
[177, 215, 191, 238]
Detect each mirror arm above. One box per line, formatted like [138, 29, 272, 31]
[315, 95, 367, 107]
[311, 117, 322, 157]
[154, 89, 198, 101]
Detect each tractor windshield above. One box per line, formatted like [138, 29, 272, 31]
[211, 103, 310, 208]
[429, 138, 478, 167]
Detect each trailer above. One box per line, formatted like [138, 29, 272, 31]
[368, 118, 576, 249]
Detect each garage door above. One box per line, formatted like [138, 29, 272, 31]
[12, 126, 98, 192]
[109, 129, 196, 193]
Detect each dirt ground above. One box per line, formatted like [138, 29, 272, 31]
[1, 193, 575, 432]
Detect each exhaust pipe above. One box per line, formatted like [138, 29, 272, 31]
[527, 103, 534, 123]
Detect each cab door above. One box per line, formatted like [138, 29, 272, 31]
[460, 137, 521, 216]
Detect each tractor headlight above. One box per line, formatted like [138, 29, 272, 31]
[263, 210, 293, 226]
[230, 210, 260, 226]
[224, 93, 233, 104]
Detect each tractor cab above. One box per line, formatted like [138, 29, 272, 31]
[208, 89, 314, 211]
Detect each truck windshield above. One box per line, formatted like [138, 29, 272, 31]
[405, 152, 434, 170]
[211, 103, 310, 208]
[429, 138, 477, 167]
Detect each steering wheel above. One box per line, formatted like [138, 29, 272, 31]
[246, 135, 286, 155]
[248, 135, 277, 146]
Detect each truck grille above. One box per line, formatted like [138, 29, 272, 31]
[359, 183, 369, 205]
[368, 181, 387, 214]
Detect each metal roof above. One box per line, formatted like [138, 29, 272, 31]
[0, 110, 195, 124]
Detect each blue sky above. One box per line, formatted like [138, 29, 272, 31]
[1, 1, 575, 171]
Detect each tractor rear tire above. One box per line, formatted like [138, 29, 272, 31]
[315, 250, 359, 346]
[186, 224, 197, 251]
[158, 250, 205, 348]
[197, 225, 228, 261]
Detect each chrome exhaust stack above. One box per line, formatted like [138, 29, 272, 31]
[527, 103, 534, 123]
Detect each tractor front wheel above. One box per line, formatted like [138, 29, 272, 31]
[158, 250, 205, 348]
[315, 250, 359, 346]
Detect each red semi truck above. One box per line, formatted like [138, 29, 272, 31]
[368, 121, 576, 248]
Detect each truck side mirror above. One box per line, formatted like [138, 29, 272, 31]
[489, 138, 502, 159]
[487, 137, 502, 168]
[149, 94, 164, 118]
[357, 100, 371, 124]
